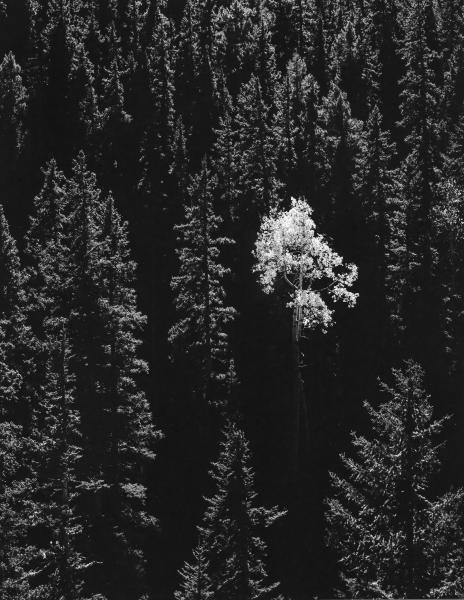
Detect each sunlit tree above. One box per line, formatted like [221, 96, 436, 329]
[254, 197, 358, 475]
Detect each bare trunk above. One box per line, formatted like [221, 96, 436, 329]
[289, 269, 309, 480]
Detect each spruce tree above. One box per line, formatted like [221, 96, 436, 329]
[99, 26, 132, 194]
[355, 105, 405, 358]
[318, 83, 362, 257]
[31, 323, 90, 600]
[274, 53, 322, 202]
[39, 0, 78, 167]
[399, 0, 443, 364]
[65, 152, 159, 599]
[136, 3, 176, 401]
[212, 84, 239, 229]
[0, 206, 36, 598]
[175, 536, 212, 600]
[327, 360, 464, 598]
[170, 156, 234, 408]
[364, 0, 402, 132]
[235, 75, 280, 224]
[0, 52, 27, 222]
[176, 422, 284, 600]
[211, 0, 255, 98]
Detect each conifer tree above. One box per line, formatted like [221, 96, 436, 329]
[136, 4, 176, 396]
[251, 6, 279, 110]
[69, 45, 102, 165]
[24, 159, 69, 329]
[318, 83, 362, 256]
[175, 536, 212, 600]
[399, 0, 443, 363]
[235, 75, 280, 224]
[275, 54, 322, 202]
[1, 0, 36, 64]
[211, 0, 255, 98]
[170, 157, 234, 408]
[0, 52, 27, 221]
[99, 26, 132, 193]
[176, 422, 284, 600]
[65, 152, 159, 599]
[212, 84, 239, 228]
[355, 105, 405, 356]
[364, 0, 402, 131]
[331, 15, 373, 121]
[39, 0, 78, 167]
[31, 323, 90, 600]
[0, 206, 37, 597]
[433, 179, 464, 376]
[327, 360, 464, 598]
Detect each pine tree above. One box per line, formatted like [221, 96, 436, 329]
[433, 179, 464, 377]
[355, 105, 405, 358]
[39, 0, 78, 167]
[0, 206, 37, 598]
[363, 0, 402, 132]
[212, 83, 239, 228]
[176, 422, 284, 600]
[99, 25, 132, 193]
[1, 0, 36, 64]
[170, 157, 234, 408]
[251, 5, 279, 110]
[174, 0, 217, 165]
[175, 535, 212, 600]
[0, 52, 27, 222]
[399, 0, 443, 364]
[136, 3, 176, 401]
[211, 0, 255, 98]
[31, 323, 90, 600]
[318, 83, 362, 258]
[69, 44, 102, 165]
[274, 53, 322, 202]
[327, 360, 464, 598]
[235, 75, 280, 225]
[65, 152, 159, 599]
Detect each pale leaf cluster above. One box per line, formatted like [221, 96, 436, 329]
[254, 198, 358, 330]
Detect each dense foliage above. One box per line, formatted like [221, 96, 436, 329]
[1, 0, 464, 598]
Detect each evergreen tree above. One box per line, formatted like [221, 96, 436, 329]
[318, 83, 362, 258]
[170, 157, 234, 408]
[65, 152, 159, 599]
[175, 536, 212, 600]
[176, 422, 284, 600]
[31, 323, 90, 600]
[0, 206, 36, 598]
[136, 4, 176, 402]
[39, 0, 78, 167]
[211, 0, 255, 98]
[355, 105, 405, 358]
[364, 0, 402, 132]
[0, 52, 27, 222]
[327, 360, 464, 598]
[331, 16, 371, 120]
[235, 75, 280, 225]
[399, 0, 443, 364]
[99, 25, 132, 194]
[274, 53, 322, 202]
[212, 83, 239, 228]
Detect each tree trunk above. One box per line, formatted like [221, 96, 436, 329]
[289, 272, 309, 480]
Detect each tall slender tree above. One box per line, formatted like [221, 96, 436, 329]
[170, 157, 234, 409]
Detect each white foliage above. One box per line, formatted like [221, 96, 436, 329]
[254, 198, 358, 330]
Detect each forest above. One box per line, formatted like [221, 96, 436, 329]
[1, 0, 464, 598]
